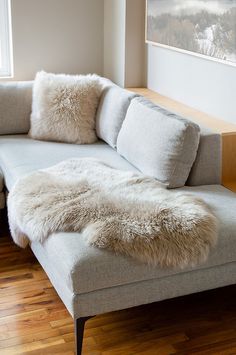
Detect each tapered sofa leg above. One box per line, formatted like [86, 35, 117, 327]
[74, 317, 92, 355]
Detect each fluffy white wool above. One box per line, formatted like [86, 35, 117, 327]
[8, 158, 218, 268]
[29, 71, 103, 144]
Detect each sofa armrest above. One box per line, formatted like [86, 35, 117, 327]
[0, 81, 33, 135]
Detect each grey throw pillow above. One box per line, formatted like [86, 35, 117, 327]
[0, 81, 33, 135]
[117, 97, 200, 188]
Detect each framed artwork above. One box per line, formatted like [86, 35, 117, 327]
[146, 0, 236, 66]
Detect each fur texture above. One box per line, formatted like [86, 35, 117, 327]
[8, 158, 218, 268]
[29, 71, 103, 144]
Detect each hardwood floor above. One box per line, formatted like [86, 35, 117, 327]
[1, 213, 236, 354]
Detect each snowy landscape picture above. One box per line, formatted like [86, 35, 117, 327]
[146, 0, 236, 65]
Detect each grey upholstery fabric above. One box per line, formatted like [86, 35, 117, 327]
[32, 240, 236, 317]
[96, 84, 137, 148]
[0, 135, 138, 190]
[0, 81, 33, 135]
[187, 125, 221, 185]
[0, 79, 222, 186]
[74, 262, 236, 317]
[29, 184, 236, 296]
[117, 97, 200, 188]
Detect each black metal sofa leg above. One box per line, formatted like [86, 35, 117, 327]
[74, 316, 92, 355]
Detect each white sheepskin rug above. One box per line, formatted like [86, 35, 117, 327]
[8, 158, 218, 268]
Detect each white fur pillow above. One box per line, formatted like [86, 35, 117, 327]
[29, 71, 102, 144]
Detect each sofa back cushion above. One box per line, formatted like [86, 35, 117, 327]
[0, 81, 33, 135]
[96, 83, 138, 148]
[187, 125, 221, 186]
[117, 97, 200, 188]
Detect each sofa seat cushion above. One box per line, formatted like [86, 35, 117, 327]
[0, 135, 138, 190]
[30, 185, 236, 295]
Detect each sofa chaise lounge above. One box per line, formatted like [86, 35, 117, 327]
[0, 79, 236, 354]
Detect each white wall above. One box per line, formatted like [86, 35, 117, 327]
[147, 45, 236, 124]
[7, 0, 104, 81]
[125, 0, 146, 87]
[103, 0, 146, 87]
[103, 0, 126, 87]
[8, 0, 146, 87]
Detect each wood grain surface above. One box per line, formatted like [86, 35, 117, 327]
[0, 213, 236, 354]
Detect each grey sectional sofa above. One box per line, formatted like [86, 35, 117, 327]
[0, 79, 236, 354]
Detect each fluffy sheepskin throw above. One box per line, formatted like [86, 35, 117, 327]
[8, 158, 218, 268]
[29, 71, 103, 144]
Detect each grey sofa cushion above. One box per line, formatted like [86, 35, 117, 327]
[30, 184, 236, 295]
[187, 125, 221, 186]
[0, 135, 138, 191]
[96, 84, 137, 148]
[31, 242, 236, 317]
[117, 97, 200, 188]
[53, 262, 236, 317]
[0, 81, 33, 135]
